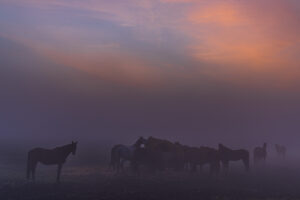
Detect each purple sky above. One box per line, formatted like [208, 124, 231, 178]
[0, 0, 300, 150]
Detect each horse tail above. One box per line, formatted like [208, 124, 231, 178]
[110, 145, 120, 170]
[26, 151, 31, 180]
[109, 147, 115, 170]
[244, 151, 250, 171]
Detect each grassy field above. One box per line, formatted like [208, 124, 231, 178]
[0, 160, 300, 200]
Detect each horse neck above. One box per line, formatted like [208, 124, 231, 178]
[133, 139, 143, 149]
[219, 145, 230, 152]
[57, 145, 73, 158]
[131, 143, 137, 150]
[261, 145, 266, 155]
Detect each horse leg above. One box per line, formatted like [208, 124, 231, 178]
[116, 157, 121, 173]
[27, 154, 34, 180]
[243, 158, 250, 172]
[199, 164, 203, 173]
[117, 159, 125, 173]
[215, 161, 220, 175]
[263, 155, 266, 164]
[190, 163, 197, 173]
[57, 164, 62, 182]
[26, 160, 31, 180]
[253, 156, 258, 165]
[184, 162, 190, 171]
[209, 163, 213, 175]
[209, 161, 219, 176]
[222, 160, 229, 173]
[120, 159, 125, 171]
[32, 162, 38, 181]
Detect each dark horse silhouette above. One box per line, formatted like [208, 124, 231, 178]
[253, 143, 267, 164]
[142, 137, 185, 171]
[275, 144, 286, 158]
[27, 141, 77, 182]
[182, 145, 220, 175]
[110, 137, 146, 172]
[218, 144, 249, 172]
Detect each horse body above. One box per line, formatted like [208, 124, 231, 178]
[218, 144, 249, 172]
[144, 137, 185, 171]
[110, 137, 147, 172]
[253, 143, 267, 164]
[27, 142, 77, 182]
[110, 144, 135, 171]
[29, 148, 69, 165]
[275, 144, 286, 158]
[182, 146, 220, 175]
[138, 137, 220, 174]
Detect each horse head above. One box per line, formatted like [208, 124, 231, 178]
[218, 143, 224, 150]
[71, 141, 78, 155]
[263, 142, 267, 149]
[134, 137, 147, 148]
[174, 141, 181, 146]
[218, 143, 231, 152]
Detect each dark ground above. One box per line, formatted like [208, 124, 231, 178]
[0, 143, 299, 200]
[0, 160, 300, 200]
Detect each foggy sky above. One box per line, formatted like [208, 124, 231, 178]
[0, 0, 300, 149]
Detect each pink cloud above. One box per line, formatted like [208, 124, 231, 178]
[1, 0, 300, 89]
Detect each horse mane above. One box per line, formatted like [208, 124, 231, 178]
[148, 137, 171, 145]
[200, 146, 216, 151]
[147, 137, 177, 152]
[53, 143, 74, 151]
[133, 137, 146, 148]
[218, 144, 231, 151]
[263, 143, 267, 149]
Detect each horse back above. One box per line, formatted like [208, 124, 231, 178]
[112, 144, 133, 160]
[253, 147, 265, 155]
[28, 148, 65, 165]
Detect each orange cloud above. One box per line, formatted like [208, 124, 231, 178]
[184, 1, 300, 68]
[188, 3, 245, 26]
[2, 0, 300, 89]
[39, 47, 164, 87]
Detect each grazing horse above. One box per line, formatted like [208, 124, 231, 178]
[182, 145, 220, 175]
[253, 143, 267, 164]
[144, 137, 185, 171]
[218, 144, 249, 172]
[110, 137, 147, 172]
[198, 146, 220, 175]
[27, 141, 77, 182]
[275, 144, 286, 158]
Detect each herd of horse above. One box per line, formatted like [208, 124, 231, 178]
[25, 138, 287, 182]
[110, 137, 286, 175]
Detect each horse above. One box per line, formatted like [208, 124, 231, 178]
[144, 137, 185, 171]
[182, 145, 220, 175]
[109, 137, 147, 172]
[174, 142, 192, 171]
[218, 144, 249, 172]
[27, 141, 77, 182]
[253, 143, 267, 164]
[275, 144, 286, 158]
[198, 146, 220, 175]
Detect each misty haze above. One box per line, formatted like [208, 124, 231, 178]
[1, 0, 300, 199]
